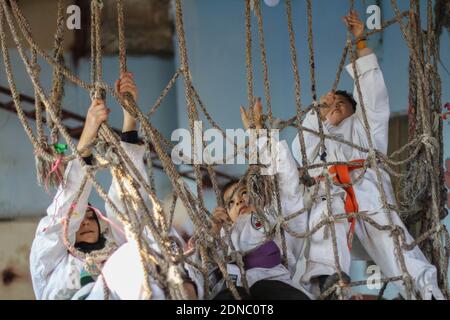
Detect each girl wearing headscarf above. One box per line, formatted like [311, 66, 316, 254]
[30, 73, 200, 300]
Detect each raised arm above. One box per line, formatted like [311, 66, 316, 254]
[240, 99, 309, 273]
[30, 99, 109, 299]
[255, 128, 308, 274]
[105, 137, 148, 246]
[344, 10, 390, 153]
[240, 99, 305, 217]
[105, 72, 150, 246]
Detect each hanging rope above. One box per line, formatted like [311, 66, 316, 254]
[0, 0, 448, 300]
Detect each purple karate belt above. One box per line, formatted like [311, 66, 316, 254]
[243, 240, 282, 270]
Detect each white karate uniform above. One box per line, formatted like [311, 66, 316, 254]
[30, 142, 203, 300]
[220, 137, 313, 299]
[30, 150, 104, 300]
[292, 53, 444, 300]
[291, 121, 352, 295]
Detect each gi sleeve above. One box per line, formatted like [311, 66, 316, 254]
[105, 131, 149, 246]
[30, 157, 93, 299]
[257, 136, 308, 272]
[257, 136, 305, 217]
[292, 109, 324, 177]
[345, 53, 390, 154]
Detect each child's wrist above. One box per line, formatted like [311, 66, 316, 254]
[356, 37, 367, 50]
[79, 150, 92, 158]
[77, 140, 93, 157]
[124, 110, 136, 120]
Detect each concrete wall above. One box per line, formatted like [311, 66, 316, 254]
[0, 218, 38, 300]
[0, 53, 178, 217]
[0, 0, 178, 217]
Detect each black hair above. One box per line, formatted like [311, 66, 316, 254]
[221, 179, 240, 203]
[335, 90, 357, 112]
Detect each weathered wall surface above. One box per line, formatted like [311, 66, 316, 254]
[0, 218, 40, 300]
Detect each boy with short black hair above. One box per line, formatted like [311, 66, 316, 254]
[292, 11, 443, 300]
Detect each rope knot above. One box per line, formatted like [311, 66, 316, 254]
[419, 134, 438, 155]
[34, 145, 46, 158]
[272, 117, 284, 130]
[95, 140, 121, 166]
[390, 225, 400, 236]
[367, 149, 377, 163]
[166, 236, 184, 263]
[90, 87, 106, 100]
[32, 62, 41, 75]
[327, 212, 336, 224]
[92, 0, 104, 10]
[275, 213, 285, 226]
[402, 273, 413, 285]
[167, 265, 185, 286]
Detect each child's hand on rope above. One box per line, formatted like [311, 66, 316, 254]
[115, 72, 138, 103]
[319, 92, 334, 120]
[115, 72, 138, 132]
[240, 97, 264, 130]
[343, 10, 364, 39]
[211, 207, 230, 234]
[77, 99, 110, 156]
[86, 99, 110, 132]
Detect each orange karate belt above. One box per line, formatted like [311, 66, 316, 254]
[328, 159, 365, 250]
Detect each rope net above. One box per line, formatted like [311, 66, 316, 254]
[0, 0, 448, 300]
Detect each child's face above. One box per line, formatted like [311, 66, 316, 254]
[325, 94, 354, 126]
[75, 210, 100, 244]
[223, 183, 257, 223]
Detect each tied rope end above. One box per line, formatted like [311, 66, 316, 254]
[43, 153, 65, 195]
